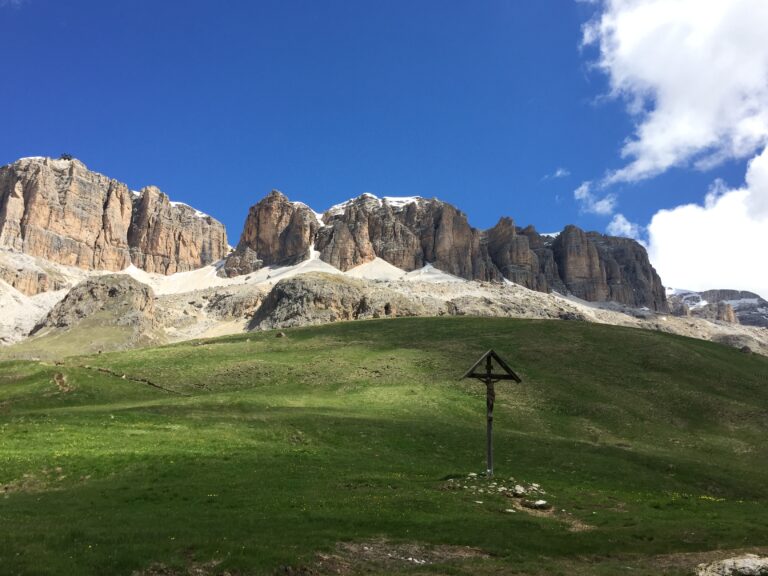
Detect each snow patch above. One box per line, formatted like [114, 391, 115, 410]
[403, 264, 466, 283]
[291, 201, 325, 226]
[346, 258, 407, 281]
[0, 279, 67, 345]
[382, 196, 423, 209]
[326, 193, 381, 217]
[322, 194, 429, 217]
[169, 200, 210, 219]
[724, 298, 760, 309]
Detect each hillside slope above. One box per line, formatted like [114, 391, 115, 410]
[1, 317, 767, 575]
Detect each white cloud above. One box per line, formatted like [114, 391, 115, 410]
[543, 167, 571, 180]
[574, 181, 617, 215]
[647, 145, 768, 297]
[606, 213, 644, 242]
[584, 0, 768, 297]
[584, 0, 768, 183]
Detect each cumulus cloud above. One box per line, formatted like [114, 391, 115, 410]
[648, 147, 768, 296]
[584, 0, 768, 297]
[574, 181, 617, 215]
[584, 0, 768, 183]
[606, 213, 644, 242]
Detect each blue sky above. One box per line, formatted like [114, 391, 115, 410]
[2, 1, 766, 294]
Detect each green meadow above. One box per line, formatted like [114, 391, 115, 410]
[1, 317, 767, 575]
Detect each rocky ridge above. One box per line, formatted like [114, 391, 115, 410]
[668, 288, 768, 328]
[3, 260, 767, 358]
[224, 190, 667, 311]
[0, 157, 228, 289]
[2, 156, 767, 359]
[25, 274, 164, 354]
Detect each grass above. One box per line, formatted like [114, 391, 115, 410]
[3, 309, 162, 360]
[0, 316, 767, 575]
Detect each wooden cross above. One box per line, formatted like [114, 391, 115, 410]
[462, 349, 522, 477]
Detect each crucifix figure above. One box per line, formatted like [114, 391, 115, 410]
[462, 349, 522, 477]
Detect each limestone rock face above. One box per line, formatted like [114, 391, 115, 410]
[544, 226, 667, 310]
[0, 157, 228, 279]
[224, 191, 667, 310]
[716, 302, 738, 324]
[552, 226, 609, 302]
[396, 198, 499, 281]
[667, 289, 768, 327]
[585, 232, 667, 311]
[220, 190, 319, 277]
[316, 195, 381, 270]
[0, 266, 68, 296]
[128, 186, 228, 274]
[219, 246, 261, 279]
[487, 218, 548, 291]
[317, 195, 500, 280]
[0, 157, 133, 270]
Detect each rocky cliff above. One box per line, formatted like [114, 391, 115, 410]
[220, 190, 318, 277]
[128, 186, 228, 274]
[0, 157, 133, 270]
[0, 158, 668, 310]
[0, 157, 228, 283]
[668, 289, 768, 327]
[224, 191, 667, 310]
[315, 194, 499, 280]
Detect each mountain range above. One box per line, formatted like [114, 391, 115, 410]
[0, 156, 765, 356]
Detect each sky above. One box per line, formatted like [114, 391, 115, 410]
[1, 0, 766, 296]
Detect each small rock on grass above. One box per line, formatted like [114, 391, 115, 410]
[696, 554, 768, 576]
[522, 499, 551, 510]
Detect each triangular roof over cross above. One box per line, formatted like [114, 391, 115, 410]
[462, 349, 522, 382]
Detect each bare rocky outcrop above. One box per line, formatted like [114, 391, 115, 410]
[702, 290, 767, 327]
[218, 246, 260, 278]
[668, 289, 767, 327]
[586, 232, 667, 311]
[486, 216, 550, 292]
[0, 158, 667, 311]
[0, 157, 228, 284]
[223, 191, 667, 310]
[552, 225, 610, 302]
[128, 186, 228, 274]
[315, 195, 381, 271]
[716, 302, 738, 324]
[695, 554, 768, 575]
[0, 264, 68, 295]
[317, 195, 500, 280]
[0, 157, 133, 271]
[248, 273, 601, 333]
[29, 274, 163, 350]
[220, 190, 319, 277]
[249, 273, 436, 330]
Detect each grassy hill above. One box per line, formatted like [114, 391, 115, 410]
[1, 317, 767, 575]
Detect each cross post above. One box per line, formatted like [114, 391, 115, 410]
[462, 349, 522, 478]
